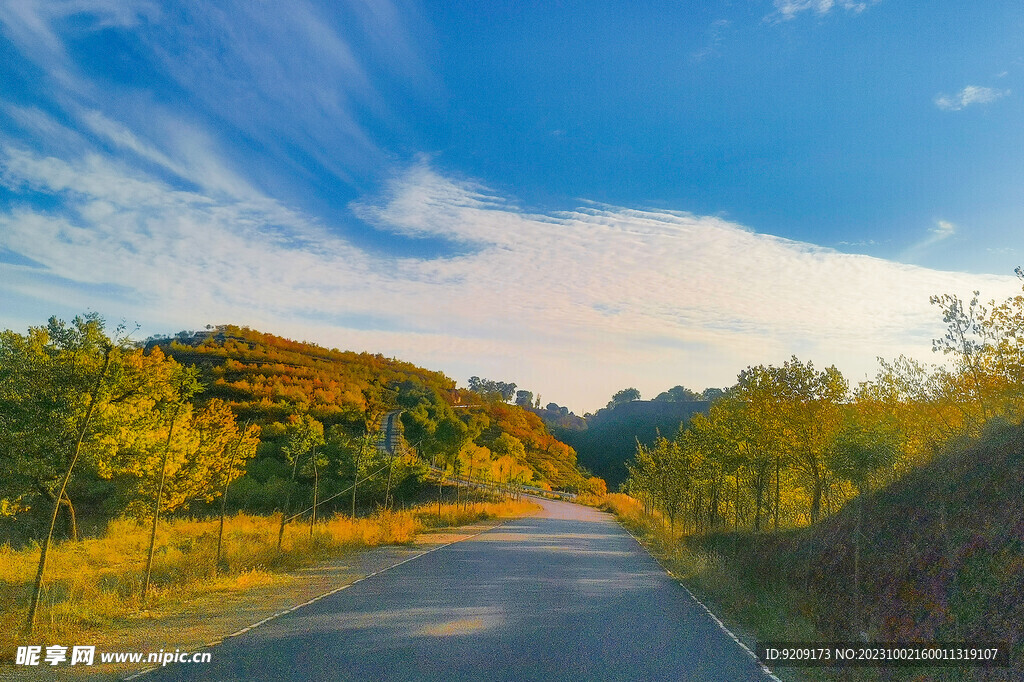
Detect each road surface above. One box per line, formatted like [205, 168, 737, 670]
[143, 499, 776, 681]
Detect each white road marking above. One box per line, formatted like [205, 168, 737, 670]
[121, 520, 512, 680]
[618, 522, 784, 682]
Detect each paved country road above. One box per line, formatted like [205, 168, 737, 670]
[143, 499, 778, 681]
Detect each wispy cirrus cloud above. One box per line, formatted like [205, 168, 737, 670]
[0, 0, 158, 67]
[693, 19, 732, 62]
[899, 219, 958, 264]
[0, 0, 434, 206]
[935, 85, 1011, 111]
[1, 146, 1017, 411]
[770, 0, 877, 21]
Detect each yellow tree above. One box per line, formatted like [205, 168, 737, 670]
[724, 376, 787, 532]
[976, 269, 1024, 420]
[457, 442, 492, 507]
[142, 363, 202, 599]
[762, 357, 847, 525]
[11, 316, 116, 634]
[191, 401, 260, 570]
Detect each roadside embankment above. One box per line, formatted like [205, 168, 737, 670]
[602, 422, 1024, 681]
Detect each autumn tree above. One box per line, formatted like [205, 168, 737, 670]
[629, 435, 689, 531]
[767, 357, 847, 524]
[654, 385, 702, 402]
[468, 376, 517, 402]
[142, 363, 202, 600]
[930, 290, 992, 426]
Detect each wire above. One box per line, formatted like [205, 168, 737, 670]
[282, 461, 392, 524]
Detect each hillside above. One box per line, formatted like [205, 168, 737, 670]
[687, 420, 1024, 680]
[555, 400, 709, 488]
[155, 326, 456, 429]
[156, 326, 583, 492]
[462, 401, 583, 489]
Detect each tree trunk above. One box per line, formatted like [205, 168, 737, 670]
[23, 347, 111, 635]
[734, 473, 739, 531]
[853, 483, 863, 638]
[753, 465, 766, 533]
[310, 457, 318, 538]
[216, 477, 229, 574]
[708, 474, 719, 530]
[143, 404, 181, 601]
[60, 492, 78, 542]
[774, 455, 780, 532]
[384, 450, 396, 511]
[215, 428, 245, 574]
[810, 476, 823, 525]
[277, 451, 302, 551]
[351, 441, 361, 518]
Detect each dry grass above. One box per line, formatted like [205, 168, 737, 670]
[0, 497, 536, 660]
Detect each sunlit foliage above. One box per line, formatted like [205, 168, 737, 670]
[627, 270, 1024, 533]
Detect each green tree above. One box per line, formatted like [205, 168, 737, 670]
[11, 316, 116, 634]
[277, 415, 324, 549]
[468, 376, 517, 402]
[630, 435, 689, 532]
[930, 290, 992, 425]
[514, 390, 534, 407]
[654, 385, 701, 402]
[608, 387, 641, 408]
[1, 316, 208, 631]
[766, 357, 847, 524]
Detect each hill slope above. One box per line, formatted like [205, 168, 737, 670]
[689, 420, 1024, 679]
[156, 326, 582, 490]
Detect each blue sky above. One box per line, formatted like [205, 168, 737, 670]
[1, 0, 1022, 412]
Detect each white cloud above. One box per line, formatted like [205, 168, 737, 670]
[2, 149, 1019, 412]
[0, 0, 432, 202]
[899, 219, 958, 262]
[931, 220, 956, 238]
[935, 85, 1011, 111]
[693, 19, 732, 61]
[0, 0, 159, 94]
[771, 0, 875, 21]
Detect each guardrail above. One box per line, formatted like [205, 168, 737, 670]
[421, 464, 577, 502]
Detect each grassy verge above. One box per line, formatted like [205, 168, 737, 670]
[1, 497, 537, 660]
[601, 490, 1024, 682]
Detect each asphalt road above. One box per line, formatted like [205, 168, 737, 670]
[144, 499, 776, 681]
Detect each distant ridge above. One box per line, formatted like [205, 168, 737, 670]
[554, 400, 710, 489]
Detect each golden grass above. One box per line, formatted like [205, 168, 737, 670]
[0, 497, 537, 659]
